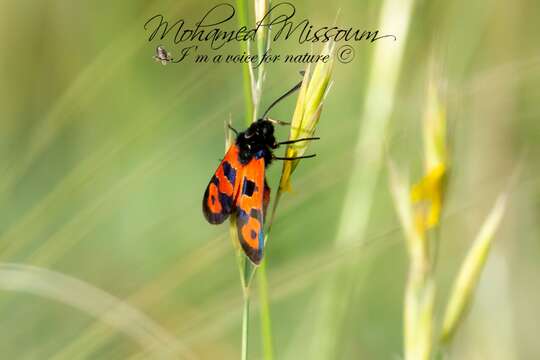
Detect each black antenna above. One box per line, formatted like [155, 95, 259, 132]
[276, 137, 320, 146]
[261, 79, 303, 120]
[274, 154, 316, 160]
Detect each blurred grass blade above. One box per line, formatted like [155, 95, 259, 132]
[0, 263, 195, 359]
[389, 160, 434, 360]
[388, 162, 424, 255]
[310, 1, 414, 357]
[423, 72, 447, 174]
[405, 279, 435, 360]
[440, 193, 508, 345]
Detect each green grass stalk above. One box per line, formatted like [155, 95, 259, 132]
[234, 1, 274, 359]
[258, 259, 274, 360]
[235, 0, 254, 126]
[234, 2, 253, 359]
[241, 300, 250, 360]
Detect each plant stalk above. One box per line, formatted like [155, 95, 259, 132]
[258, 259, 274, 360]
[241, 289, 250, 360]
[235, 0, 254, 126]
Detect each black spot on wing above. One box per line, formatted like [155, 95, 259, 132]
[219, 193, 233, 213]
[236, 208, 249, 226]
[249, 208, 262, 221]
[242, 178, 258, 197]
[222, 161, 236, 184]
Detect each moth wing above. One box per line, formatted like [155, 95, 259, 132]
[202, 145, 244, 224]
[235, 157, 266, 265]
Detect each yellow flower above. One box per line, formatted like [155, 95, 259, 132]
[411, 163, 445, 230]
[411, 77, 447, 231]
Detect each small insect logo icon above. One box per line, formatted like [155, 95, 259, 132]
[153, 45, 172, 65]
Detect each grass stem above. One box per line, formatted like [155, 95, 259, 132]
[255, 190, 282, 360]
[235, 0, 254, 126]
[241, 290, 250, 360]
[258, 260, 274, 360]
[234, 1, 257, 359]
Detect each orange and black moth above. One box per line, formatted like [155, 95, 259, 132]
[202, 80, 318, 265]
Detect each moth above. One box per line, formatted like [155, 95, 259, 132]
[202, 80, 318, 264]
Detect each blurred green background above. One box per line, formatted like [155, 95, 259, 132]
[0, 0, 539, 359]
